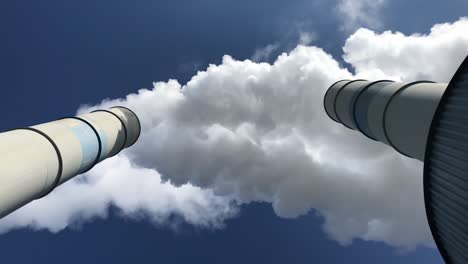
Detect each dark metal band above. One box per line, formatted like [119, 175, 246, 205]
[333, 79, 367, 129]
[91, 109, 128, 156]
[324, 79, 350, 123]
[352, 80, 394, 141]
[382, 81, 435, 158]
[111, 106, 141, 147]
[61, 116, 102, 173]
[15, 128, 64, 199]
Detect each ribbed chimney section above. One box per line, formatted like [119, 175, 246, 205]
[324, 56, 468, 264]
[0, 106, 141, 219]
[324, 79, 447, 161]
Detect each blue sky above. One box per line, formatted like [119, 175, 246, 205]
[1, 0, 467, 263]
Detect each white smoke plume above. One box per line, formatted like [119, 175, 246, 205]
[1, 17, 468, 250]
[0, 155, 237, 233]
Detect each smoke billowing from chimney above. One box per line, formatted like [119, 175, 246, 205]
[2, 18, 468, 250]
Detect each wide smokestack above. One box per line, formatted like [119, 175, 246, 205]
[324, 57, 468, 264]
[0, 106, 141, 219]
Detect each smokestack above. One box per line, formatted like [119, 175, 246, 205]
[324, 57, 468, 264]
[324, 79, 447, 161]
[0, 106, 141, 219]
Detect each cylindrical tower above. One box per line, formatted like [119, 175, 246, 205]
[0, 106, 141, 219]
[324, 79, 447, 161]
[323, 56, 468, 264]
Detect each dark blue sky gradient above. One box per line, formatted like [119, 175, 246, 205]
[0, 204, 443, 264]
[1, 0, 466, 263]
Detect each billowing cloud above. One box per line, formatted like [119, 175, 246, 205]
[0, 155, 237, 233]
[344, 17, 468, 81]
[2, 17, 468, 250]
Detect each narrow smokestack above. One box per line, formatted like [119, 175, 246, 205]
[324, 79, 447, 161]
[324, 57, 468, 264]
[0, 106, 141, 219]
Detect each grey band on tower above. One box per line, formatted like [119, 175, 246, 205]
[0, 106, 141, 219]
[323, 56, 468, 264]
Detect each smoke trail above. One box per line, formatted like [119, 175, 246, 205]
[2, 17, 468, 249]
[84, 46, 431, 248]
